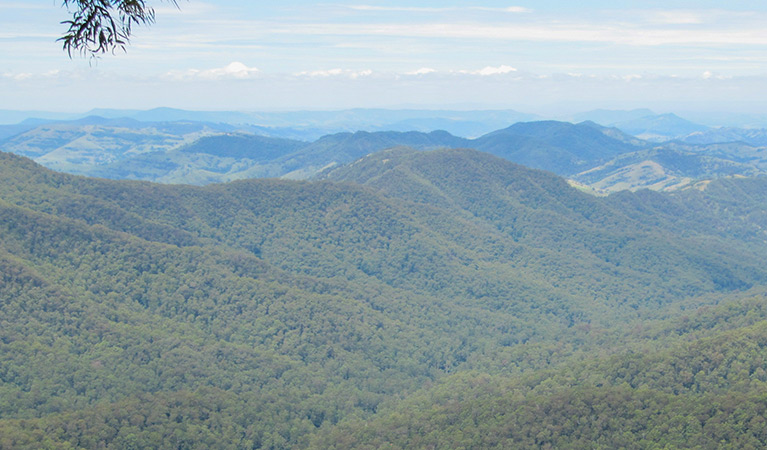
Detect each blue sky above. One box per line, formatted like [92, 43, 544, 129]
[3, 1, 767, 113]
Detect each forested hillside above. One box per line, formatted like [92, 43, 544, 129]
[311, 297, 767, 449]
[1, 148, 767, 448]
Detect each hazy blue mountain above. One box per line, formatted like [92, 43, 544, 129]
[69, 115, 147, 128]
[277, 129, 469, 178]
[569, 108, 656, 125]
[85, 108, 144, 118]
[471, 120, 642, 174]
[612, 113, 709, 141]
[86, 107, 258, 124]
[676, 110, 767, 128]
[133, 107, 258, 124]
[1, 118, 471, 183]
[680, 127, 767, 146]
[3, 114, 763, 191]
[11, 106, 767, 134]
[0, 109, 79, 124]
[297, 121, 646, 179]
[379, 109, 539, 137]
[0, 118, 55, 141]
[375, 118, 501, 138]
[575, 120, 648, 146]
[248, 108, 538, 131]
[82, 107, 538, 136]
[234, 124, 335, 141]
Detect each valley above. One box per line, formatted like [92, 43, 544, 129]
[2, 110, 767, 192]
[1, 135, 766, 447]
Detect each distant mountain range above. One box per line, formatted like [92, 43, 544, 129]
[610, 113, 710, 141]
[569, 108, 656, 124]
[570, 109, 712, 141]
[80, 107, 540, 139]
[680, 127, 767, 146]
[2, 112, 766, 192]
[9, 106, 767, 142]
[0, 106, 744, 140]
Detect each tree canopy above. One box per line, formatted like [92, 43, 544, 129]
[2, 147, 767, 448]
[59, 0, 177, 56]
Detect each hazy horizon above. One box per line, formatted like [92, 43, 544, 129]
[3, 1, 767, 113]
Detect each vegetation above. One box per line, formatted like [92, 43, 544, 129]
[1, 147, 766, 448]
[311, 306, 767, 449]
[59, 0, 176, 56]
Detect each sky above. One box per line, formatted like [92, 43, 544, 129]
[3, 1, 767, 114]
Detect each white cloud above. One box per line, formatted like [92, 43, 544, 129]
[202, 62, 260, 79]
[461, 65, 518, 76]
[296, 68, 344, 77]
[350, 69, 373, 79]
[701, 71, 731, 80]
[2, 69, 63, 81]
[165, 62, 260, 80]
[405, 67, 436, 75]
[294, 68, 373, 79]
[503, 7, 530, 13]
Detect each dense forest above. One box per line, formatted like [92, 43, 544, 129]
[1, 147, 767, 449]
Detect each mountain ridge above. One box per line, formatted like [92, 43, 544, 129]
[2, 148, 767, 447]
[3, 114, 767, 192]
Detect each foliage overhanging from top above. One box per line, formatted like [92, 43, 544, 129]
[59, 0, 177, 56]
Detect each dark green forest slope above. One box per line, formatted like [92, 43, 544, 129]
[311, 297, 767, 449]
[1, 148, 767, 449]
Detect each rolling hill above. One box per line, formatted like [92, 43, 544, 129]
[1, 147, 767, 448]
[573, 146, 764, 192]
[3, 114, 766, 193]
[0, 117, 235, 177]
[91, 133, 308, 184]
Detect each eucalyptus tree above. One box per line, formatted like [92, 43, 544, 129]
[59, 0, 179, 56]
